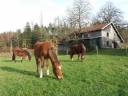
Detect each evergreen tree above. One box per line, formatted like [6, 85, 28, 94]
[31, 24, 41, 47]
[23, 22, 32, 48]
[23, 22, 32, 39]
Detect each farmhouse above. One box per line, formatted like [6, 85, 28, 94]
[68, 22, 124, 49]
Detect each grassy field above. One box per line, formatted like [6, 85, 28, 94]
[0, 50, 128, 96]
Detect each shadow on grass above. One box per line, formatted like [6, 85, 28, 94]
[0, 66, 57, 80]
[1, 60, 13, 62]
[0, 66, 35, 76]
[2, 59, 30, 63]
[2, 60, 30, 63]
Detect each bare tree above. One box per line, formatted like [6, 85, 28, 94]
[67, 0, 91, 31]
[95, 1, 123, 26]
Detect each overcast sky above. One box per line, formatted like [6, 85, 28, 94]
[0, 0, 128, 32]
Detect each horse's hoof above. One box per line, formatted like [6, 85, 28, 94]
[39, 76, 43, 78]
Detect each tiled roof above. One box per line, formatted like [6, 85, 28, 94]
[81, 23, 108, 33]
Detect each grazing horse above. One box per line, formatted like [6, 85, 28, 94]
[12, 47, 31, 62]
[34, 41, 63, 80]
[69, 43, 86, 61]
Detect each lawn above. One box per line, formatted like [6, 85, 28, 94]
[0, 50, 128, 96]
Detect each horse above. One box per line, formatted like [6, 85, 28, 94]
[68, 43, 86, 61]
[34, 41, 63, 80]
[12, 47, 31, 62]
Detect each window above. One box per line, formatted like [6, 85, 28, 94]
[107, 32, 109, 37]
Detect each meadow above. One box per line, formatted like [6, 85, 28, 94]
[0, 49, 128, 96]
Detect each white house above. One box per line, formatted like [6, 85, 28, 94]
[68, 22, 124, 49]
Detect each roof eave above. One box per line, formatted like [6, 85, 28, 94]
[111, 23, 124, 43]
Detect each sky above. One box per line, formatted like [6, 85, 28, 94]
[0, 0, 128, 33]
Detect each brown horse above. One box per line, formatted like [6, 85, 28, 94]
[69, 43, 86, 61]
[34, 41, 63, 80]
[12, 47, 31, 62]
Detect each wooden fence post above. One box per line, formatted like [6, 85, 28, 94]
[96, 45, 98, 56]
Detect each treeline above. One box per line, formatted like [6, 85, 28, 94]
[0, 21, 72, 48]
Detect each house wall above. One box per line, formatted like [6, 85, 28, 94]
[67, 23, 122, 50]
[101, 25, 121, 48]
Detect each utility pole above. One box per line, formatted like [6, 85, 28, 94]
[40, 9, 43, 27]
[40, 9, 43, 40]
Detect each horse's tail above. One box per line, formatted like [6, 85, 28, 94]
[24, 50, 31, 61]
[81, 43, 86, 61]
[12, 50, 16, 61]
[81, 43, 86, 52]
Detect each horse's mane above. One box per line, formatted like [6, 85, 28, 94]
[48, 48, 59, 65]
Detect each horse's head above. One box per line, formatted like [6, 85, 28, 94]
[48, 44, 63, 80]
[53, 63, 63, 80]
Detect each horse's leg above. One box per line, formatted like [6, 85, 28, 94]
[12, 52, 16, 62]
[70, 54, 74, 61]
[13, 55, 16, 62]
[39, 57, 45, 78]
[80, 54, 82, 62]
[21, 57, 23, 62]
[36, 58, 42, 77]
[81, 53, 85, 62]
[35, 58, 39, 76]
[78, 54, 80, 60]
[46, 59, 49, 76]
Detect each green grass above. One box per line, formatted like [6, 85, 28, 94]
[0, 50, 128, 96]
